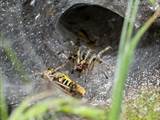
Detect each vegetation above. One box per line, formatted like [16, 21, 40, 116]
[108, 0, 160, 119]
[0, 0, 160, 120]
[0, 34, 30, 83]
[0, 69, 8, 120]
[123, 86, 160, 120]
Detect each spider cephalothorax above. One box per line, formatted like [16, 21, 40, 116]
[69, 46, 112, 74]
[75, 60, 89, 72]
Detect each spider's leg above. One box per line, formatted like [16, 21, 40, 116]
[80, 48, 86, 61]
[77, 47, 81, 64]
[97, 46, 112, 59]
[84, 49, 91, 60]
[88, 54, 98, 71]
[71, 69, 75, 74]
[102, 71, 109, 79]
[84, 67, 90, 82]
[88, 54, 97, 65]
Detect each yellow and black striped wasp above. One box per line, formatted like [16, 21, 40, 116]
[40, 66, 86, 98]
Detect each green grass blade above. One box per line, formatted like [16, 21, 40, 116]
[126, 0, 140, 43]
[108, 45, 134, 120]
[108, 2, 160, 120]
[108, 0, 140, 119]
[131, 7, 160, 49]
[148, 0, 156, 5]
[9, 100, 30, 120]
[0, 68, 8, 120]
[0, 33, 30, 83]
[119, 0, 134, 55]
[10, 95, 106, 120]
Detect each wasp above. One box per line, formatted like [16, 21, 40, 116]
[68, 46, 112, 75]
[40, 66, 86, 98]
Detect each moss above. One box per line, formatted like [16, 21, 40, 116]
[122, 86, 160, 120]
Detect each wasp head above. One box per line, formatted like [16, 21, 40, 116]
[41, 68, 55, 80]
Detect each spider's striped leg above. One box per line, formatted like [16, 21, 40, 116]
[88, 54, 97, 71]
[77, 47, 81, 64]
[84, 49, 92, 60]
[97, 46, 112, 59]
[84, 67, 91, 82]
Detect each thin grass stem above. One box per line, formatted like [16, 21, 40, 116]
[108, 2, 160, 120]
